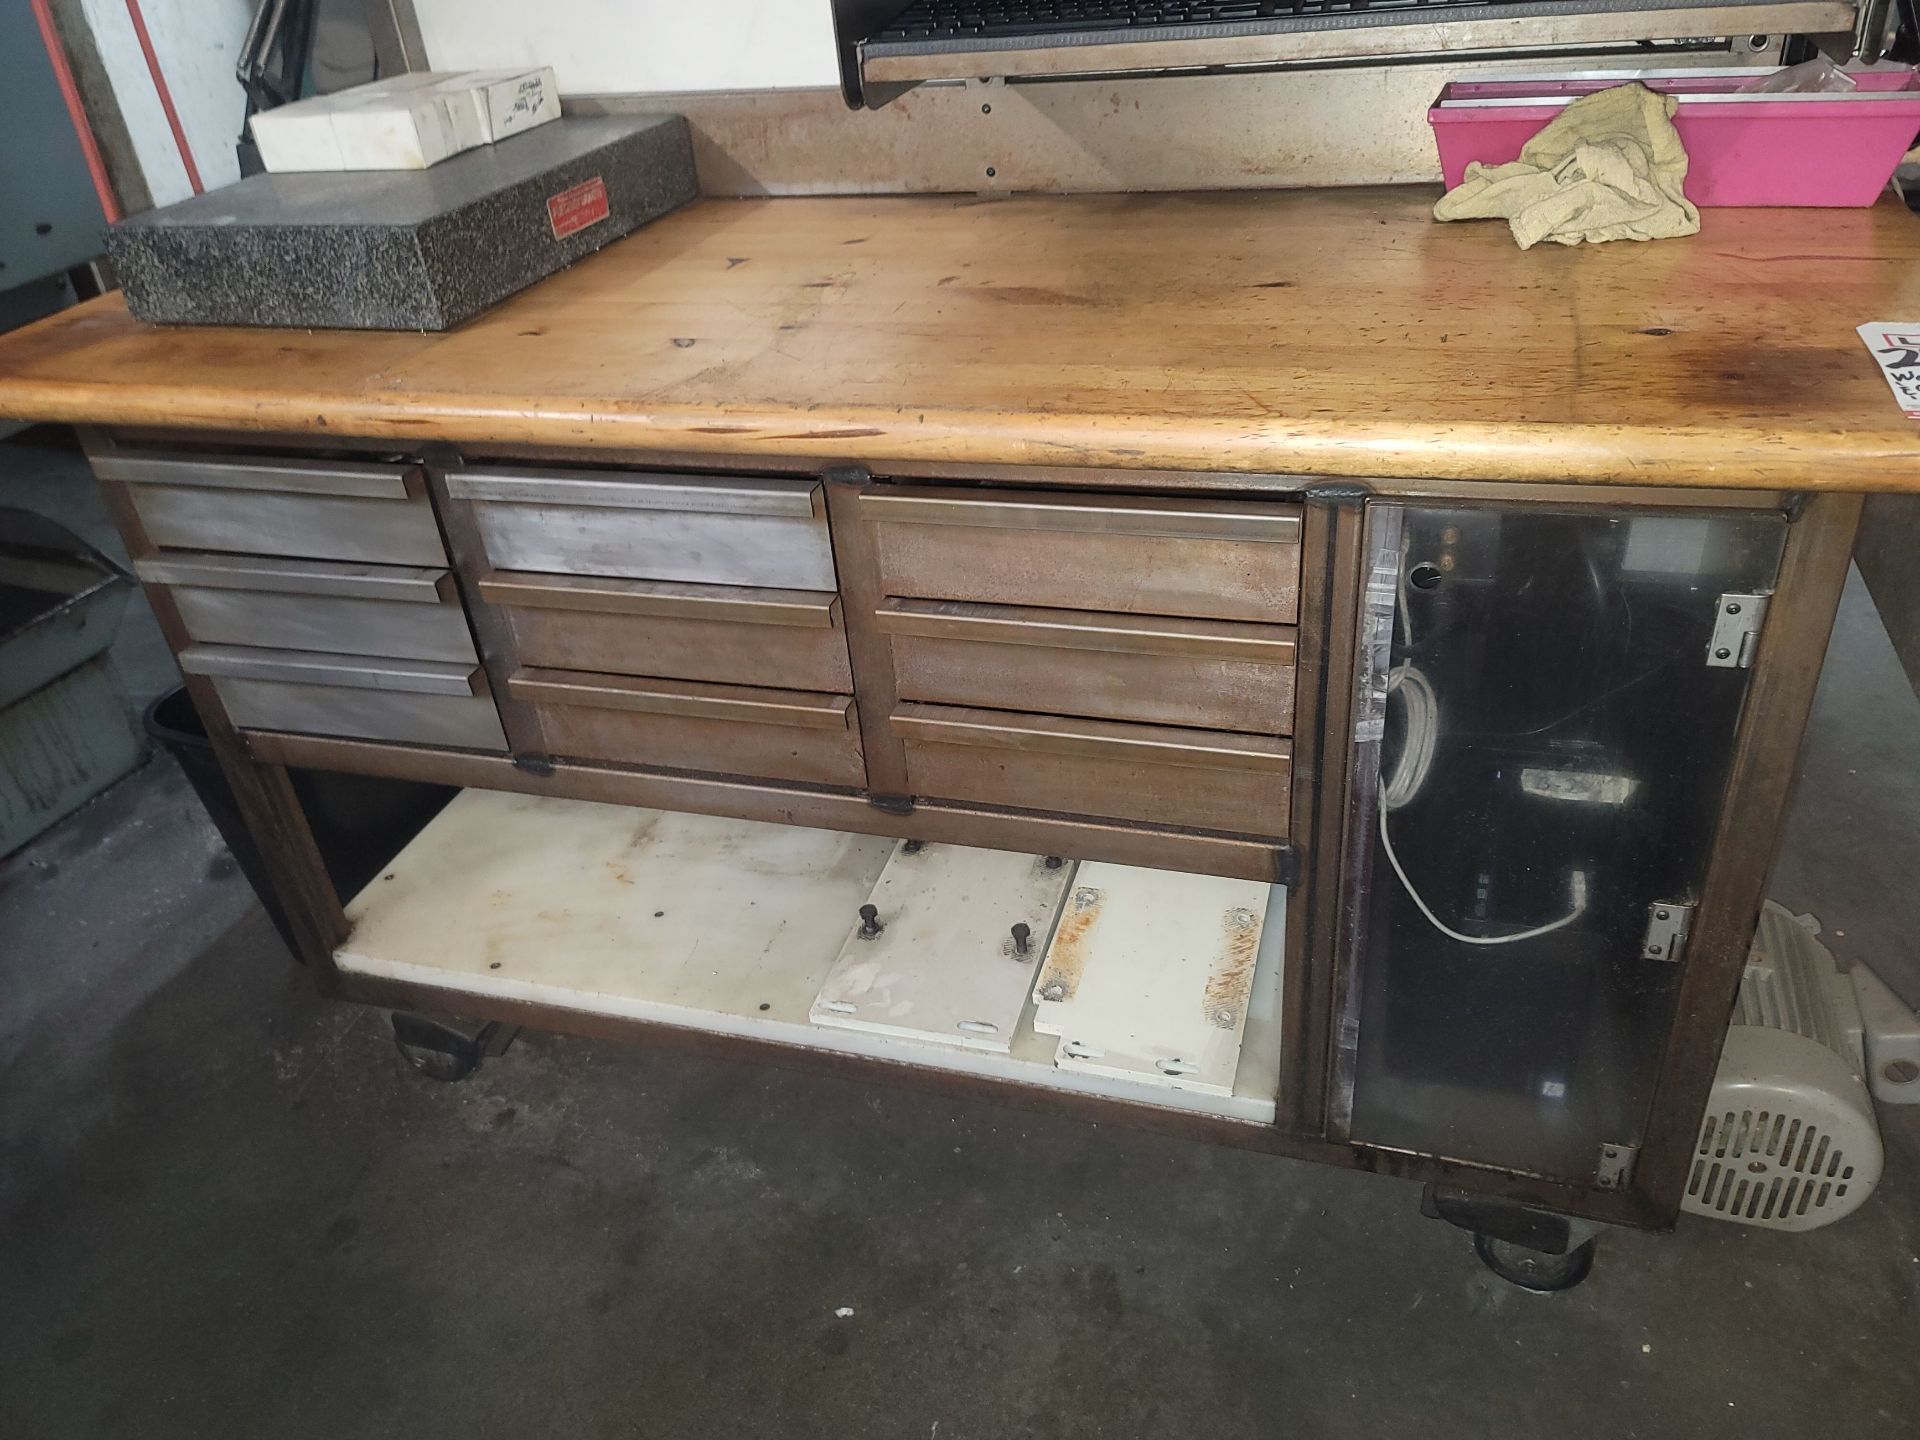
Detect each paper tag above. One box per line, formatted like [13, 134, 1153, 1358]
[547, 176, 610, 240]
[1857, 322, 1920, 420]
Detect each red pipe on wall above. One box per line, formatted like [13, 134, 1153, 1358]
[28, 0, 123, 223]
[124, 0, 205, 196]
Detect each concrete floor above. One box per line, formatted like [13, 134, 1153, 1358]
[2, 429, 1917, 1440]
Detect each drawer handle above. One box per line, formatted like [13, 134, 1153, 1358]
[478, 571, 839, 629]
[892, 703, 1290, 774]
[875, 598, 1296, 661]
[858, 486, 1301, 543]
[508, 668, 853, 730]
[136, 553, 454, 603]
[179, 644, 482, 696]
[95, 452, 421, 500]
[448, 469, 824, 519]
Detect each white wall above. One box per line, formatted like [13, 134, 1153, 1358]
[412, 0, 841, 95]
[80, 0, 254, 208]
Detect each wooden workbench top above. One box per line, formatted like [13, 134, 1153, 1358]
[3, 187, 1919, 490]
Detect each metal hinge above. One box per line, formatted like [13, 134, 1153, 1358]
[1273, 844, 1301, 888]
[1595, 1142, 1639, 1190]
[1641, 901, 1694, 963]
[1706, 592, 1770, 668]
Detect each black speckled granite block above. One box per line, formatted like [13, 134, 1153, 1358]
[108, 115, 696, 331]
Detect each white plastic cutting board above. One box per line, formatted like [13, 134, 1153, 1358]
[1033, 862, 1273, 1096]
[810, 841, 1076, 1054]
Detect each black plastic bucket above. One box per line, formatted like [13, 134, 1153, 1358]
[143, 687, 455, 958]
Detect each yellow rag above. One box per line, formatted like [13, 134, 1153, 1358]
[1433, 82, 1700, 250]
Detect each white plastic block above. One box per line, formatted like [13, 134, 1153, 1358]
[249, 69, 558, 173]
[464, 68, 561, 142]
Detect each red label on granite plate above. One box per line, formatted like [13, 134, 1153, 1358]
[547, 177, 610, 240]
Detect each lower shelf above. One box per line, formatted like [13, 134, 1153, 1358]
[336, 789, 1288, 1124]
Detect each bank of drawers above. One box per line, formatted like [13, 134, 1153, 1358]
[107, 449, 1303, 829]
[106, 451, 448, 565]
[456, 466, 863, 786]
[478, 572, 852, 692]
[507, 670, 864, 787]
[175, 644, 507, 751]
[105, 451, 509, 752]
[876, 600, 1295, 733]
[859, 486, 1301, 837]
[861, 486, 1302, 624]
[446, 469, 837, 590]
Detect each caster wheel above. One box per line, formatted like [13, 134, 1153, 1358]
[389, 1012, 511, 1084]
[395, 1034, 481, 1083]
[1473, 1232, 1595, 1292]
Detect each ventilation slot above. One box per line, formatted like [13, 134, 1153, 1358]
[1691, 905, 1884, 1231]
[1683, 1107, 1848, 1219]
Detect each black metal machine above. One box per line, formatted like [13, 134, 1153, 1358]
[831, 0, 1885, 107]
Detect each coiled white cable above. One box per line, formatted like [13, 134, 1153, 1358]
[1381, 663, 1436, 813]
[1379, 662, 1589, 947]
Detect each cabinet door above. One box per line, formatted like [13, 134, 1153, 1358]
[1332, 503, 1786, 1187]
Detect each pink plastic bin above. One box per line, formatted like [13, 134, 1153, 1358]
[1429, 68, 1920, 207]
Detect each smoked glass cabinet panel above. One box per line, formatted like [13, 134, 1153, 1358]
[1336, 504, 1786, 1183]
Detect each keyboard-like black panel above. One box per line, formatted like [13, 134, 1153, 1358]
[875, 0, 1507, 45]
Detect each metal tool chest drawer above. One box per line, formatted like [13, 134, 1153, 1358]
[96, 452, 448, 567]
[876, 598, 1296, 734]
[178, 645, 507, 751]
[479, 571, 852, 693]
[509, 669, 866, 788]
[447, 469, 836, 591]
[890, 703, 1291, 834]
[137, 553, 476, 664]
[858, 487, 1303, 624]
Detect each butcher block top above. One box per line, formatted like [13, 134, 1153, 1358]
[3, 186, 1919, 491]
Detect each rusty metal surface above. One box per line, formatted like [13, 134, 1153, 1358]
[1034, 861, 1276, 1097]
